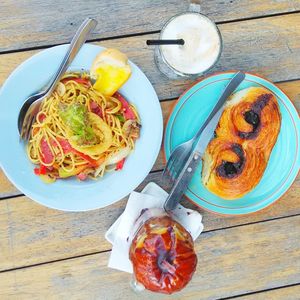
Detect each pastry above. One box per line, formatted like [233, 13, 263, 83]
[129, 215, 197, 294]
[202, 87, 281, 199]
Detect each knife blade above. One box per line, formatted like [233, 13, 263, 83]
[164, 72, 245, 212]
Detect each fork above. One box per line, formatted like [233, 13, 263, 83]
[18, 18, 97, 140]
[162, 71, 246, 181]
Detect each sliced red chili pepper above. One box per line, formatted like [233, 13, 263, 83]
[90, 101, 103, 118]
[75, 151, 99, 167]
[58, 139, 99, 167]
[39, 164, 47, 175]
[38, 113, 46, 123]
[58, 139, 73, 154]
[34, 164, 47, 175]
[32, 128, 39, 136]
[116, 158, 125, 170]
[77, 172, 88, 181]
[40, 138, 54, 164]
[61, 77, 91, 87]
[50, 139, 58, 148]
[114, 92, 136, 120]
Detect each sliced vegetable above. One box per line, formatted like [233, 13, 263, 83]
[93, 160, 106, 177]
[40, 138, 54, 164]
[122, 120, 141, 139]
[59, 139, 74, 153]
[56, 82, 66, 96]
[58, 165, 89, 178]
[32, 127, 40, 136]
[77, 172, 88, 181]
[114, 92, 136, 120]
[116, 114, 125, 123]
[95, 156, 105, 167]
[60, 103, 98, 146]
[68, 112, 113, 156]
[34, 164, 47, 175]
[76, 151, 99, 167]
[40, 174, 56, 184]
[116, 158, 125, 170]
[61, 77, 90, 87]
[90, 101, 103, 118]
[40, 164, 47, 174]
[38, 113, 46, 123]
[106, 147, 130, 165]
[58, 139, 104, 168]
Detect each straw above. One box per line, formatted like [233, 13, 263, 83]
[146, 39, 185, 46]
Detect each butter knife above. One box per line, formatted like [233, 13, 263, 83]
[164, 72, 245, 212]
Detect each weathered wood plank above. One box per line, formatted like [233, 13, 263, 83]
[0, 216, 299, 300]
[1, 0, 300, 52]
[0, 172, 298, 271]
[0, 13, 300, 102]
[0, 171, 20, 199]
[233, 285, 300, 300]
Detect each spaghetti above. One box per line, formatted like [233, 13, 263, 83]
[27, 72, 141, 182]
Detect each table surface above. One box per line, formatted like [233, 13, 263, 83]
[0, 1, 300, 299]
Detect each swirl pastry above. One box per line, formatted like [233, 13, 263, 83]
[129, 215, 197, 294]
[202, 87, 281, 199]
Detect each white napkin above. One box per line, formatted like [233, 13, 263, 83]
[105, 182, 204, 273]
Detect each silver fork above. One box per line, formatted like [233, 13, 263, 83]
[162, 71, 246, 181]
[18, 18, 97, 140]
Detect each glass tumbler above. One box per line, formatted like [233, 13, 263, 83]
[155, 0, 223, 79]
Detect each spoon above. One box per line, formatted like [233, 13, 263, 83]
[18, 17, 97, 140]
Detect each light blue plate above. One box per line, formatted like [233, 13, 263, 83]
[164, 72, 300, 215]
[0, 44, 163, 211]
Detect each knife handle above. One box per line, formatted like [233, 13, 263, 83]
[164, 152, 201, 212]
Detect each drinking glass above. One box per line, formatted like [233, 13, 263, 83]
[154, 0, 223, 79]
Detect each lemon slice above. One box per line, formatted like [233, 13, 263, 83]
[90, 48, 131, 96]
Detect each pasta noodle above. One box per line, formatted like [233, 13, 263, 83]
[27, 72, 141, 182]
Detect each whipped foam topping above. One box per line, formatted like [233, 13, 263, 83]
[160, 13, 221, 74]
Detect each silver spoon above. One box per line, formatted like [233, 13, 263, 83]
[18, 17, 97, 140]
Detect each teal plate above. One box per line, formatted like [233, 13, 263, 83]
[164, 72, 300, 215]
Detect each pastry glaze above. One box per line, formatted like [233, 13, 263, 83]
[202, 87, 281, 199]
[129, 215, 197, 294]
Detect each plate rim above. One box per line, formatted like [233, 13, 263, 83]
[0, 43, 163, 211]
[164, 70, 300, 215]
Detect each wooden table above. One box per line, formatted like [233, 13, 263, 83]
[0, 1, 300, 299]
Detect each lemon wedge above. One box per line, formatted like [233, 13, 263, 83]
[90, 48, 131, 96]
